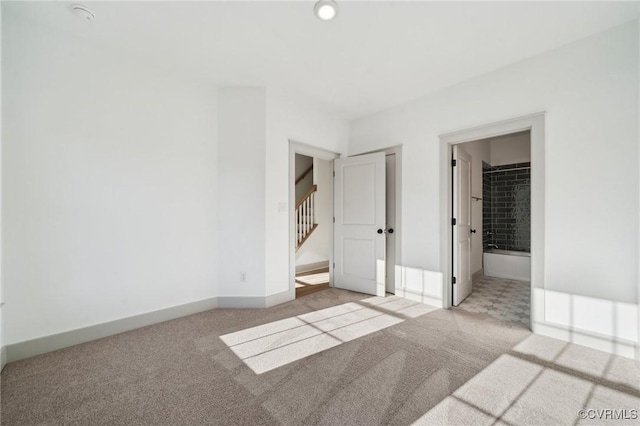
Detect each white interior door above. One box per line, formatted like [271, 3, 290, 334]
[334, 153, 386, 296]
[453, 146, 472, 305]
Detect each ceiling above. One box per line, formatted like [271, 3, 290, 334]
[5, 1, 640, 120]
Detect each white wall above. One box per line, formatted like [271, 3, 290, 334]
[350, 22, 639, 355]
[295, 158, 332, 270]
[217, 88, 266, 297]
[490, 131, 531, 165]
[2, 8, 347, 346]
[216, 88, 347, 301]
[265, 89, 348, 298]
[458, 140, 490, 274]
[3, 13, 218, 345]
[295, 154, 313, 202]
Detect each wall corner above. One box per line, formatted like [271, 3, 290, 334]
[0, 345, 6, 372]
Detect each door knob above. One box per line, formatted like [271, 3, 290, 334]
[470, 229, 477, 234]
[377, 229, 384, 234]
[387, 228, 394, 234]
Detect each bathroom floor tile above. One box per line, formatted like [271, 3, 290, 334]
[456, 276, 530, 327]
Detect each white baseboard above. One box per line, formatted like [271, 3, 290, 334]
[394, 267, 444, 309]
[216, 296, 266, 309]
[295, 260, 329, 274]
[265, 290, 294, 307]
[6, 289, 299, 363]
[395, 287, 444, 309]
[472, 269, 484, 284]
[7, 297, 218, 363]
[217, 290, 294, 309]
[533, 320, 640, 361]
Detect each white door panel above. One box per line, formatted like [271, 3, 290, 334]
[342, 163, 376, 224]
[334, 153, 386, 296]
[453, 146, 473, 305]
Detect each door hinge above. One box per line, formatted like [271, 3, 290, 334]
[333, 262, 335, 269]
[452, 276, 457, 284]
[451, 159, 457, 167]
[452, 218, 457, 226]
[333, 217, 335, 223]
[333, 171, 335, 177]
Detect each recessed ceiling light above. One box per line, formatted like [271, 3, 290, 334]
[70, 4, 95, 22]
[314, 0, 338, 21]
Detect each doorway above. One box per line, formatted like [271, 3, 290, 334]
[332, 147, 401, 297]
[294, 153, 333, 298]
[451, 132, 532, 326]
[289, 142, 402, 300]
[289, 143, 340, 300]
[440, 113, 545, 332]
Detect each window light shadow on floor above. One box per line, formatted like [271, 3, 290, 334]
[220, 298, 438, 374]
[359, 295, 440, 318]
[411, 334, 640, 425]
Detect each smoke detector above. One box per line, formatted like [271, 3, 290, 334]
[70, 4, 95, 22]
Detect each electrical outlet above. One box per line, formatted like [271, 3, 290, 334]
[240, 272, 247, 282]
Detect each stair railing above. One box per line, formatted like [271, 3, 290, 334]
[296, 185, 318, 250]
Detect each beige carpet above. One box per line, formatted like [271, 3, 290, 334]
[2, 288, 639, 425]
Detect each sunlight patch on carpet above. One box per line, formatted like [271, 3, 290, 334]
[220, 302, 404, 374]
[410, 346, 637, 426]
[360, 295, 439, 318]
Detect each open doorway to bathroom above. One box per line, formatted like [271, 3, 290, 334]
[452, 131, 531, 327]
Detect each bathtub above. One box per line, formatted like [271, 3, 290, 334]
[483, 249, 531, 281]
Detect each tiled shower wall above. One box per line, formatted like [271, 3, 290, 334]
[482, 162, 531, 252]
[482, 162, 492, 249]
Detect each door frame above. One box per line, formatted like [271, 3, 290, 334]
[349, 146, 403, 295]
[439, 113, 545, 332]
[289, 140, 340, 299]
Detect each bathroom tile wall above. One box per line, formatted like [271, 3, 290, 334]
[483, 162, 530, 252]
[482, 161, 492, 249]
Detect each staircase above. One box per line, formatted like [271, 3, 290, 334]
[296, 184, 318, 251]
